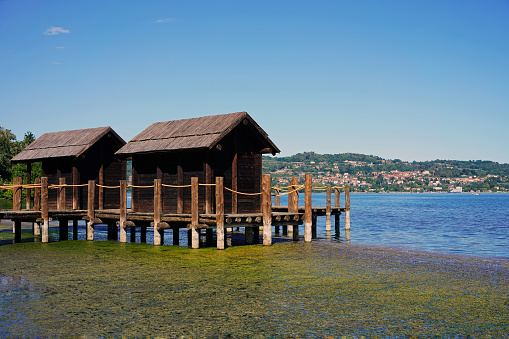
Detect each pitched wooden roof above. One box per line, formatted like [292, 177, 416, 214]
[116, 112, 280, 155]
[11, 126, 125, 162]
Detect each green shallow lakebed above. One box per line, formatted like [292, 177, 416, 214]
[0, 240, 508, 338]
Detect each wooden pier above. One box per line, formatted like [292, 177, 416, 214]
[0, 174, 350, 249]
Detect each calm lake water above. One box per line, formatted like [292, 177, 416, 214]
[281, 193, 509, 259]
[2, 193, 509, 258]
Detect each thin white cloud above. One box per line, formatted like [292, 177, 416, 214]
[155, 18, 174, 23]
[44, 26, 70, 35]
[50, 62, 62, 64]
[56, 46, 65, 49]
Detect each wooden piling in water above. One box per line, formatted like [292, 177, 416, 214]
[216, 176, 225, 250]
[262, 174, 272, 246]
[326, 185, 332, 231]
[304, 174, 312, 242]
[87, 180, 95, 241]
[73, 220, 78, 240]
[119, 180, 127, 243]
[274, 187, 280, 234]
[334, 187, 340, 231]
[41, 177, 49, 243]
[172, 227, 179, 245]
[345, 185, 351, 230]
[190, 177, 199, 249]
[12, 177, 22, 238]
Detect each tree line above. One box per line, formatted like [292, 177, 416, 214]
[0, 127, 40, 200]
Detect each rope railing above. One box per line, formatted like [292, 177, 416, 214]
[0, 177, 349, 204]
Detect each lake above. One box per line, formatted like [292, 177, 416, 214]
[295, 192, 509, 259]
[2, 192, 509, 258]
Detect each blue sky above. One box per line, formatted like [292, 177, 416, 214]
[1, 0, 508, 163]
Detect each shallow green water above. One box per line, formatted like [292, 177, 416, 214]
[0, 239, 508, 337]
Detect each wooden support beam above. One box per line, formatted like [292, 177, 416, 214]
[87, 180, 95, 241]
[304, 174, 312, 242]
[59, 218, 68, 241]
[172, 227, 179, 246]
[153, 179, 163, 246]
[140, 227, 147, 243]
[119, 180, 127, 243]
[326, 185, 332, 231]
[274, 188, 280, 207]
[14, 220, 21, 243]
[216, 176, 225, 250]
[13, 177, 22, 211]
[190, 177, 199, 249]
[41, 177, 49, 243]
[171, 226, 180, 246]
[245, 227, 254, 245]
[253, 226, 260, 244]
[262, 174, 272, 246]
[345, 185, 351, 230]
[72, 166, 79, 210]
[26, 162, 31, 210]
[57, 177, 66, 211]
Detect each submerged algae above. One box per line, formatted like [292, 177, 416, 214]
[0, 240, 508, 337]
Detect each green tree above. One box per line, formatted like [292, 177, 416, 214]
[0, 127, 17, 181]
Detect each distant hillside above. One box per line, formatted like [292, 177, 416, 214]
[263, 152, 509, 192]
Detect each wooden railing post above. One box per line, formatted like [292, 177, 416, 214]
[153, 179, 163, 246]
[262, 174, 272, 246]
[190, 177, 199, 249]
[33, 178, 41, 236]
[34, 178, 41, 212]
[87, 180, 95, 240]
[57, 177, 66, 211]
[41, 177, 49, 243]
[345, 185, 351, 230]
[216, 177, 225, 250]
[326, 185, 332, 231]
[119, 180, 127, 243]
[13, 177, 22, 211]
[304, 174, 312, 242]
[274, 187, 280, 207]
[26, 162, 31, 210]
[290, 177, 299, 241]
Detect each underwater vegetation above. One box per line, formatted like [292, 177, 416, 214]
[0, 225, 508, 337]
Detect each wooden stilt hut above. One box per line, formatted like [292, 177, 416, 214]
[11, 127, 126, 210]
[115, 112, 280, 214]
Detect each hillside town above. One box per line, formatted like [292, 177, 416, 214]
[263, 153, 509, 193]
